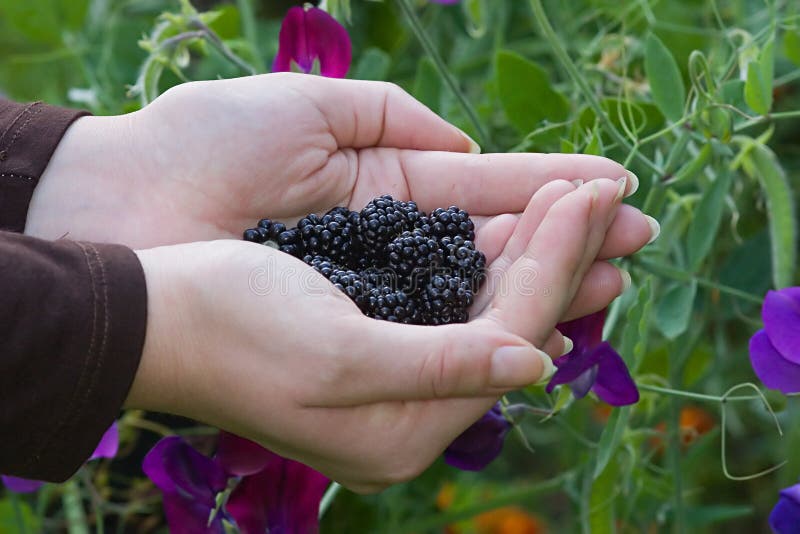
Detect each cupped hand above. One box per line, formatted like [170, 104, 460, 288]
[26, 73, 638, 250]
[126, 177, 642, 493]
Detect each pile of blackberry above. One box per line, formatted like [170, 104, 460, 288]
[243, 195, 486, 325]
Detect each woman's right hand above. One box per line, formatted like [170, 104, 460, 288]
[125, 178, 645, 493]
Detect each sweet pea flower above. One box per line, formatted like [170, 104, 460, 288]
[546, 310, 639, 406]
[444, 403, 512, 471]
[143, 432, 328, 534]
[142, 436, 230, 534]
[273, 6, 351, 78]
[770, 482, 800, 533]
[2, 422, 119, 494]
[749, 287, 800, 394]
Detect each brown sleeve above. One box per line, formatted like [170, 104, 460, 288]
[0, 232, 147, 481]
[0, 99, 89, 232]
[0, 100, 148, 481]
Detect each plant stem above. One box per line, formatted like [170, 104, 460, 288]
[10, 492, 28, 534]
[63, 479, 90, 534]
[396, 0, 493, 150]
[528, 0, 662, 176]
[734, 109, 800, 132]
[638, 384, 763, 403]
[236, 0, 264, 70]
[633, 258, 763, 305]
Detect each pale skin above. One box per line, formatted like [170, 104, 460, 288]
[26, 73, 657, 493]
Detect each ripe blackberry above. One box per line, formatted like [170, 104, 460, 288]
[385, 229, 443, 278]
[357, 195, 421, 261]
[420, 274, 473, 325]
[439, 236, 486, 290]
[243, 219, 305, 257]
[421, 206, 475, 241]
[364, 286, 422, 324]
[297, 207, 359, 265]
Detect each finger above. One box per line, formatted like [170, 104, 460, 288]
[472, 214, 519, 265]
[597, 205, 659, 259]
[472, 180, 576, 313]
[485, 178, 626, 345]
[350, 149, 634, 215]
[304, 318, 555, 406]
[561, 262, 630, 321]
[286, 75, 479, 152]
[542, 330, 570, 359]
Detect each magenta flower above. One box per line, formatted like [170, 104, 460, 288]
[749, 287, 800, 394]
[770, 482, 800, 533]
[444, 403, 511, 471]
[143, 432, 328, 534]
[546, 310, 639, 406]
[273, 6, 351, 78]
[2, 422, 119, 494]
[142, 436, 229, 534]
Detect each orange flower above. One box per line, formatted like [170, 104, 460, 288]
[475, 507, 546, 534]
[650, 405, 715, 451]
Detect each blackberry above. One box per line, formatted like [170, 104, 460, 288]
[385, 229, 443, 278]
[297, 207, 359, 265]
[357, 195, 421, 261]
[419, 274, 473, 325]
[364, 285, 422, 324]
[243, 219, 305, 257]
[421, 206, 475, 241]
[439, 236, 486, 290]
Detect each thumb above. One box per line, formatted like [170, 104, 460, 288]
[329, 317, 555, 405]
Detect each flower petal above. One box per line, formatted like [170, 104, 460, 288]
[750, 330, 800, 394]
[272, 7, 351, 78]
[443, 403, 511, 471]
[1, 475, 43, 493]
[227, 451, 328, 534]
[569, 366, 599, 399]
[216, 432, 272, 477]
[763, 288, 800, 364]
[89, 421, 119, 461]
[770, 485, 800, 534]
[142, 436, 228, 503]
[592, 342, 640, 406]
[556, 309, 606, 352]
[546, 344, 605, 393]
[161, 493, 225, 534]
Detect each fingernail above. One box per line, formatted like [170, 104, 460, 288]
[456, 127, 481, 154]
[618, 267, 632, 293]
[615, 175, 627, 202]
[626, 170, 639, 197]
[534, 349, 556, 385]
[490, 346, 554, 388]
[645, 214, 661, 244]
[570, 179, 584, 187]
[561, 336, 574, 356]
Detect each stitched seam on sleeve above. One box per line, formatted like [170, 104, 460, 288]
[0, 173, 34, 182]
[79, 244, 110, 417]
[0, 104, 43, 155]
[22, 240, 100, 470]
[0, 103, 38, 148]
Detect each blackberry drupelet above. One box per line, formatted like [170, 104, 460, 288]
[385, 229, 443, 278]
[420, 274, 473, 325]
[243, 219, 305, 256]
[357, 195, 421, 262]
[364, 286, 421, 324]
[439, 235, 487, 290]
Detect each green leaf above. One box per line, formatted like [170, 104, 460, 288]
[462, 0, 489, 38]
[496, 50, 569, 133]
[644, 33, 685, 122]
[669, 142, 711, 185]
[784, 29, 800, 66]
[583, 125, 603, 155]
[684, 505, 754, 525]
[594, 406, 631, 479]
[744, 39, 774, 114]
[687, 167, 733, 271]
[588, 459, 618, 534]
[655, 281, 697, 339]
[620, 277, 653, 373]
[0, 497, 40, 533]
[353, 47, 391, 81]
[742, 144, 797, 288]
[413, 57, 442, 114]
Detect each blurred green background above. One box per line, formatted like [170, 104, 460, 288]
[2, 0, 800, 532]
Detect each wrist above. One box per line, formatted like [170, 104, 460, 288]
[25, 113, 138, 243]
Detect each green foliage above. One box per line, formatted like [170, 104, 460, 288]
[2, 0, 800, 532]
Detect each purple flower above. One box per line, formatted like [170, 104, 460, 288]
[2, 422, 119, 494]
[273, 6, 351, 78]
[142, 436, 229, 534]
[749, 287, 800, 394]
[770, 482, 800, 533]
[546, 310, 639, 406]
[444, 403, 512, 471]
[143, 432, 328, 534]
[224, 437, 329, 534]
